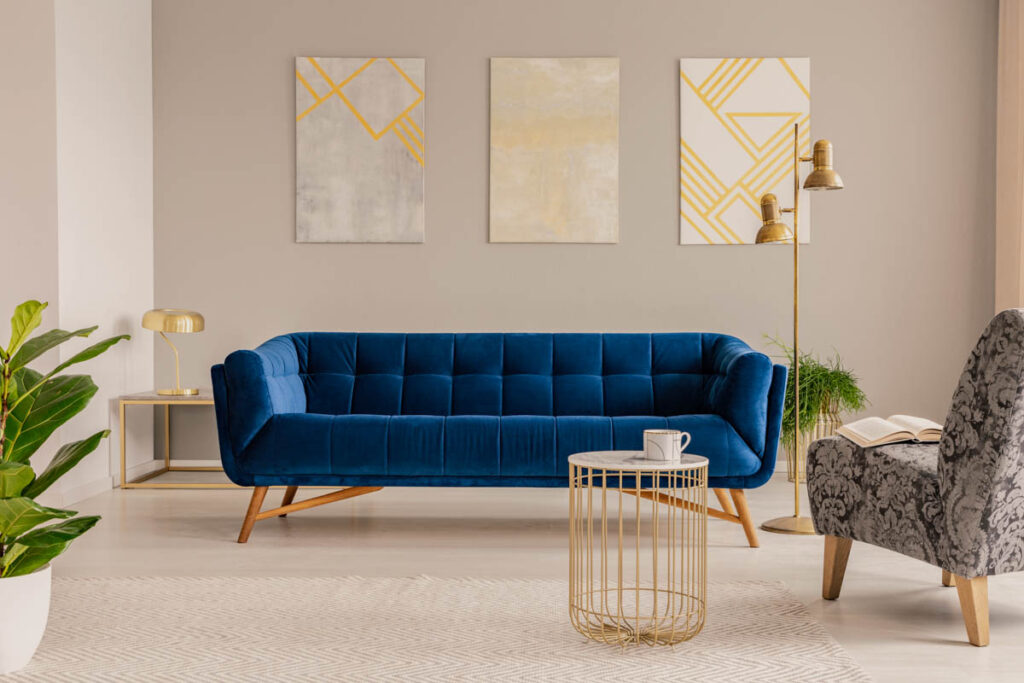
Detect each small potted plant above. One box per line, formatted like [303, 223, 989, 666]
[769, 338, 868, 482]
[0, 300, 128, 673]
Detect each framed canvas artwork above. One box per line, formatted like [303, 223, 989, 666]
[679, 58, 810, 245]
[296, 57, 425, 243]
[490, 57, 619, 243]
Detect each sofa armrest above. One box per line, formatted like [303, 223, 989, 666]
[218, 336, 305, 456]
[704, 337, 775, 454]
[211, 363, 251, 486]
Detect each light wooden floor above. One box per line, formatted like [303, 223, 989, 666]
[63, 474, 1024, 682]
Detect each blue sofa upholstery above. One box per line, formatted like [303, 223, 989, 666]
[212, 333, 787, 492]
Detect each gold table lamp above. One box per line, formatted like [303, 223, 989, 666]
[142, 308, 205, 396]
[756, 126, 844, 535]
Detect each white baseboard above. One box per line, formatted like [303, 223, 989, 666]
[61, 475, 114, 506]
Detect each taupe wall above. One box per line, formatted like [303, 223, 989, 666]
[0, 0, 63, 498]
[0, 0, 58, 320]
[153, 0, 997, 461]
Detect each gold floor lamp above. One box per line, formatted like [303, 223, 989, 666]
[142, 308, 205, 396]
[756, 123, 844, 535]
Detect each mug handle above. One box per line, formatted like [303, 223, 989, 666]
[679, 432, 692, 455]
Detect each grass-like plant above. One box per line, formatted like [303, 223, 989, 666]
[0, 300, 128, 578]
[767, 337, 868, 450]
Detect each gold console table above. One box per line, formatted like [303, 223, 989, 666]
[118, 390, 231, 489]
[569, 451, 708, 646]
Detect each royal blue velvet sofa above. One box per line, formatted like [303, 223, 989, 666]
[212, 332, 786, 543]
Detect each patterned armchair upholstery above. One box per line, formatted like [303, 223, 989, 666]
[807, 309, 1024, 646]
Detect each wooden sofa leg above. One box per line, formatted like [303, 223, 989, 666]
[822, 535, 853, 600]
[942, 569, 955, 587]
[237, 487, 268, 544]
[955, 575, 990, 647]
[714, 488, 736, 517]
[279, 486, 298, 517]
[729, 489, 759, 548]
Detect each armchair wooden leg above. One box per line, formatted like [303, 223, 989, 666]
[942, 569, 955, 587]
[954, 575, 990, 647]
[279, 486, 298, 517]
[729, 489, 759, 548]
[714, 488, 737, 517]
[237, 486, 268, 544]
[822, 535, 853, 600]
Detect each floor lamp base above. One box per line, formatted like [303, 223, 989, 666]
[761, 515, 817, 535]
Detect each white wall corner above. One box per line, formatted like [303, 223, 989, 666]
[54, 0, 155, 502]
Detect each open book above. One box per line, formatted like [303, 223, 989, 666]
[836, 415, 943, 448]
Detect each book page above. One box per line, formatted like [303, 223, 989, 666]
[841, 416, 906, 442]
[887, 415, 943, 436]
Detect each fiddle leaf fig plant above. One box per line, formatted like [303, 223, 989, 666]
[0, 300, 129, 577]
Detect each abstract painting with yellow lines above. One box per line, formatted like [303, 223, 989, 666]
[296, 57, 424, 243]
[679, 58, 810, 245]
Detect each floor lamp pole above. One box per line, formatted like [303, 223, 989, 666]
[791, 124, 801, 520]
[761, 122, 815, 535]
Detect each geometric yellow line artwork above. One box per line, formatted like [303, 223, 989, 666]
[297, 57, 425, 166]
[296, 57, 425, 243]
[680, 58, 810, 245]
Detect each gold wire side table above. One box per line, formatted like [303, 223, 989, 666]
[568, 451, 708, 646]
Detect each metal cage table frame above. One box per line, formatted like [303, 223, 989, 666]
[118, 391, 227, 489]
[568, 451, 708, 646]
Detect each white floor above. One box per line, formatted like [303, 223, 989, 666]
[62, 474, 1024, 682]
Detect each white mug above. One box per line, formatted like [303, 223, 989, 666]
[643, 429, 691, 461]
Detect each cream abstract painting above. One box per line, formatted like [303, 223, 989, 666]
[490, 58, 619, 243]
[296, 57, 425, 243]
[680, 58, 810, 245]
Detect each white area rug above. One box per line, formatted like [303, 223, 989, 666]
[13, 577, 869, 681]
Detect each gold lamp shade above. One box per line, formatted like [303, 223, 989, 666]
[142, 309, 205, 334]
[802, 139, 844, 191]
[142, 308, 205, 396]
[755, 194, 794, 244]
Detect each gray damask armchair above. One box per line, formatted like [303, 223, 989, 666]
[807, 308, 1024, 647]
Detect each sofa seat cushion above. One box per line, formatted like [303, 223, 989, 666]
[241, 413, 760, 480]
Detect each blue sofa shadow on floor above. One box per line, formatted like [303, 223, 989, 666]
[211, 332, 787, 544]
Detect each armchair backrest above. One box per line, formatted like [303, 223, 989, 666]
[939, 308, 1024, 576]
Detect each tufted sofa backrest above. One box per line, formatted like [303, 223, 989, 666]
[256, 332, 746, 418]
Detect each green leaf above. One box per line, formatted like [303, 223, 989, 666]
[12, 515, 100, 547]
[0, 463, 35, 498]
[3, 370, 98, 464]
[7, 334, 129, 416]
[1, 515, 100, 578]
[0, 497, 75, 540]
[3, 544, 62, 578]
[23, 432, 106, 498]
[9, 326, 97, 372]
[7, 300, 47, 357]
[1, 544, 28, 572]
[46, 334, 131, 379]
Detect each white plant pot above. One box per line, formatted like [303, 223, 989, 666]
[0, 564, 51, 674]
